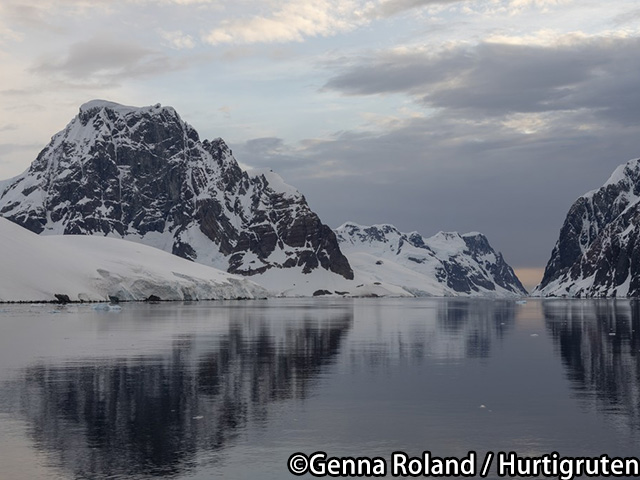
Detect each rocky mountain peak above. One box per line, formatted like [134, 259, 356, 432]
[536, 157, 640, 297]
[0, 100, 353, 283]
[461, 232, 493, 256]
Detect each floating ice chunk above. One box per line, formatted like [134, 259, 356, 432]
[92, 303, 122, 312]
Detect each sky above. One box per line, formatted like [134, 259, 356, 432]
[1, 0, 639, 289]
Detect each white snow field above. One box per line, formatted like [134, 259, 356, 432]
[335, 222, 526, 297]
[0, 217, 267, 302]
[253, 264, 412, 297]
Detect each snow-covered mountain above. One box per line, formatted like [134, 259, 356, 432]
[334, 222, 527, 297]
[536, 158, 640, 297]
[0, 100, 352, 294]
[0, 217, 267, 302]
[0, 100, 529, 299]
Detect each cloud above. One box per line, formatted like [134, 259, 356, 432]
[201, 0, 474, 45]
[507, 0, 573, 10]
[160, 30, 196, 49]
[613, 7, 640, 25]
[203, 1, 367, 45]
[238, 106, 640, 269]
[32, 37, 186, 85]
[324, 36, 640, 123]
[1, 4, 66, 33]
[0, 6, 25, 48]
[0, 143, 43, 155]
[232, 137, 316, 172]
[244, 137, 286, 154]
[224, 34, 640, 268]
[168, 0, 217, 4]
[371, 0, 469, 18]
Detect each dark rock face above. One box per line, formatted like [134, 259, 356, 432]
[0, 100, 353, 280]
[54, 294, 71, 304]
[335, 223, 527, 296]
[461, 234, 525, 294]
[313, 289, 332, 296]
[536, 159, 640, 297]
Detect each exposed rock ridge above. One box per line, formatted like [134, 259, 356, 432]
[536, 158, 640, 297]
[0, 100, 353, 280]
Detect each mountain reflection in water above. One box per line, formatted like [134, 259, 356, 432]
[4, 303, 353, 478]
[544, 299, 640, 430]
[0, 298, 521, 479]
[437, 299, 516, 358]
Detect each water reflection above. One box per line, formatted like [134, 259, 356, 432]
[0, 299, 523, 479]
[437, 300, 516, 358]
[348, 299, 517, 369]
[544, 299, 640, 429]
[2, 304, 353, 479]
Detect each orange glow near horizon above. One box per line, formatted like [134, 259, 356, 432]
[514, 268, 545, 292]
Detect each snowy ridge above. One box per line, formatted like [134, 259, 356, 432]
[0, 217, 267, 302]
[536, 157, 640, 297]
[335, 222, 526, 297]
[79, 99, 168, 117]
[247, 168, 300, 197]
[0, 100, 353, 291]
[583, 159, 640, 200]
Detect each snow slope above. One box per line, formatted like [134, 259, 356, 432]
[253, 263, 412, 297]
[335, 222, 527, 297]
[0, 217, 267, 302]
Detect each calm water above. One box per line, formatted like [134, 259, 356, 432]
[1, 298, 640, 479]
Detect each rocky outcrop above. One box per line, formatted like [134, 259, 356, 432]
[0, 100, 352, 281]
[536, 158, 640, 297]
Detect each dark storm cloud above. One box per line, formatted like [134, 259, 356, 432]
[270, 112, 640, 270]
[33, 37, 185, 85]
[325, 36, 640, 123]
[243, 35, 640, 270]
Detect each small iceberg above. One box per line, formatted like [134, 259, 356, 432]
[515, 300, 527, 305]
[92, 303, 122, 312]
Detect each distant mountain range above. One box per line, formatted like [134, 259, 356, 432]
[536, 158, 640, 297]
[0, 100, 526, 300]
[335, 222, 526, 297]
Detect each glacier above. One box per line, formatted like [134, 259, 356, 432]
[0, 217, 267, 303]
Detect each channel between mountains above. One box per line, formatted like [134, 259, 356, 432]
[0, 100, 526, 298]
